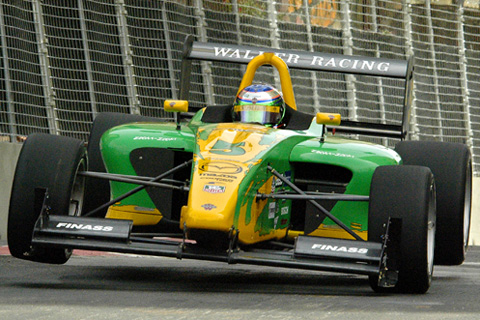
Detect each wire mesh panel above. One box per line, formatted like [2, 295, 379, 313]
[42, 1, 92, 139]
[1, 0, 480, 172]
[430, 6, 467, 143]
[237, 7, 276, 92]
[125, 0, 173, 117]
[203, 2, 245, 106]
[82, 0, 131, 115]
[0, 2, 50, 140]
[278, 22, 316, 114]
[464, 8, 480, 171]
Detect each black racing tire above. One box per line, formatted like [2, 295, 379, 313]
[368, 165, 436, 294]
[395, 141, 472, 265]
[83, 112, 159, 217]
[8, 133, 87, 264]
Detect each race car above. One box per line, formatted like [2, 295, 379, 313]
[7, 36, 471, 294]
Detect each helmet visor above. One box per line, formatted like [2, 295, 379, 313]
[233, 105, 281, 125]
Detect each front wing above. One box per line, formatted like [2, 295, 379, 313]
[32, 208, 398, 286]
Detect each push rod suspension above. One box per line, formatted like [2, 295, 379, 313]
[78, 171, 189, 191]
[267, 166, 365, 242]
[257, 192, 369, 201]
[84, 159, 192, 217]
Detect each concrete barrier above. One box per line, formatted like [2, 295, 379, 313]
[0, 141, 478, 244]
[0, 142, 22, 240]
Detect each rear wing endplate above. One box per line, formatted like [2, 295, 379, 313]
[179, 35, 414, 139]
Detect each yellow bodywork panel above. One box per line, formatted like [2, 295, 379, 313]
[180, 123, 293, 243]
[236, 176, 289, 244]
[180, 123, 273, 233]
[106, 205, 163, 225]
[164, 100, 189, 113]
[316, 112, 341, 126]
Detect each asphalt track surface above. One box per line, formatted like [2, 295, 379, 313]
[0, 242, 479, 320]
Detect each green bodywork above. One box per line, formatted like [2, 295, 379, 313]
[290, 137, 402, 230]
[100, 108, 402, 238]
[101, 122, 195, 210]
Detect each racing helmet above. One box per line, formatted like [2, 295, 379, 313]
[233, 84, 285, 126]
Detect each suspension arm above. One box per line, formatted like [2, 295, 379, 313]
[84, 159, 192, 217]
[78, 171, 189, 191]
[267, 166, 365, 242]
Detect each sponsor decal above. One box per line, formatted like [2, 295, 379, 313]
[56, 222, 114, 232]
[269, 202, 276, 219]
[273, 171, 292, 188]
[199, 161, 243, 174]
[199, 172, 236, 183]
[281, 207, 289, 215]
[203, 184, 226, 194]
[311, 150, 354, 158]
[274, 177, 282, 187]
[213, 47, 391, 73]
[214, 47, 263, 60]
[133, 136, 177, 142]
[310, 56, 390, 72]
[201, 203, 217, 211]
[311, 244, 368, 254]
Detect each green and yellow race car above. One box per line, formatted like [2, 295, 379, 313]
[8, 37, 471, 294]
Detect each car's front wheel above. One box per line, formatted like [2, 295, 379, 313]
[8, 133, 86, 264]
[368, 165, 436, 294]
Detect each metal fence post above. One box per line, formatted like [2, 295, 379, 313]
[341, 0, 358, 121]
[78, 0, 98, 117]
[0, 3, 16, 140]
[370, 0, 387, 145]
[161, 1, 178, 100]
[304, 0, 320, 113]
[457, 2, 474, 148]
[267, 0, 282, 90]
[267, 0, 280, 49]
[404, 0, 419, 141]
[425, 0, 443, 140]
[115, 0, 141, 115]
[232, 0, 242, 44]
[32, 0, 58, 135]
[194, 0, 215, 106]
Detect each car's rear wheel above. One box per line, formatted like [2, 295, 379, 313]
[395, 141, 471, 265]
[8, 133, 86, 264]
[83, 112, 159, 217]
[368, 165, 436, 294]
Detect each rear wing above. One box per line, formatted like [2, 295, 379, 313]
[179, 35, 414, 139]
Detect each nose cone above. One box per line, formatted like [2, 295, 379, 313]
[180, 159, 247, 232]
[181, 123, 303, 237]
[181, 123, 273, 232]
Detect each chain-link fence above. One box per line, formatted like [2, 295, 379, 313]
[0, 0, 480, 172]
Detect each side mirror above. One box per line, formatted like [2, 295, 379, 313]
[164, 100, 188, 113]
[316, 112, 341, 126]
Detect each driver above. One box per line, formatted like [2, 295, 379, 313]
[232, 84, 285, 128]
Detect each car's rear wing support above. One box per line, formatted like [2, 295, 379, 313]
[179, 35, 414, 139]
